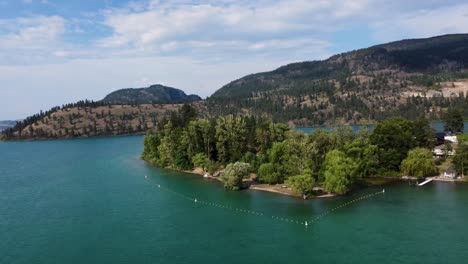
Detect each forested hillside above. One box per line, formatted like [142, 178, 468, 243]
[102, 84, 201, 104]
[3, 34, 468, 140]
[208, 34, 468, 126]
[1, 101, 205, 140]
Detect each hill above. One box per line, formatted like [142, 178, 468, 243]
[102, 84, 201, 104]
[1, 102, 206, 140]
[209, 34, 468, 126]
[3, 34, 468, 140]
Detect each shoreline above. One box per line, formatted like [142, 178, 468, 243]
[177, 166, 341, 199]
[150, 162, 467, 199]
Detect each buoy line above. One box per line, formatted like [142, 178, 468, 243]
[153, 182, 305, 226]
[148, 175, 384, 227]
[308, 189, 385, 224]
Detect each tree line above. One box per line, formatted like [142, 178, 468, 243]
[142, 106, 446, 195]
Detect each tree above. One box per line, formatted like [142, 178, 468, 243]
[370, 117, 416, 171]
[453, 143, 468, 177]
[400, 148, 438, 178]
[257, 163, 281, 184]
[413, 117, 435, 149]
[142, 131, 160, 162]
[307, 129, 336, 179]
[192, 153, 210, 171]
[444, 108, 464, 134]
[215, 115, 247, 163]
[344, 138, 379, 178]
[286, 169, 316, 195]
[221, 162, 250, 190]
[323, 150, 358, 194]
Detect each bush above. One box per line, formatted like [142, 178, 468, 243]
[257, 163, 281, 184]
[207, 161, 220, 175]
[401, 148, 438, 178]
[286, 169, 315, 195]
[221, 162, 250, 190]
[192, 153, 209, 171]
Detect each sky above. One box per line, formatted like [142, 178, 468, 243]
[1, 0, 468, 119]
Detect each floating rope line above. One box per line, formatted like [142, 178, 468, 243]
[153, 182, 304, 226]
[148, 175, 384, 227]
[308, 189, 385, 224]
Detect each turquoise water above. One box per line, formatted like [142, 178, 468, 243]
[1, 136, 468, 263]
[297, 121, 468, 134]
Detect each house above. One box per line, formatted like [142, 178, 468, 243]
[433, 144, 455, 157]
[444, 135, 458, 144]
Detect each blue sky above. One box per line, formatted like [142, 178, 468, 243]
[1, 0, 468, 119]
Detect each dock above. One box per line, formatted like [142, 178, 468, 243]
[418, 178, 433, 186]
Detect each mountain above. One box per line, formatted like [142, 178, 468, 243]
[0, 120, 16, 131]
[209, 34, 468, 126]
[3, 34, 468, 140]
[102, 84, 201, 104]
[0, 102, 206, 140]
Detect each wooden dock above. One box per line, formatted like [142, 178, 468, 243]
[418, 178, 433, 186]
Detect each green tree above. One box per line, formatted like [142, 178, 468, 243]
[444, 108, 464, 134]
[267, 141, 289, 179]
[215, 115, 247, 163]
[453, 143, 468, 177]
[370, 117, 416, 171]
[344, 138, 379, 178]
[413, 117, 435, 149]
[221, 162, 250, 190]
[282, 130, 309, 176]
[323, 150, 358, 194]
[192, 153, 210, 171]
[142, 131, 160, 162]
[400, 148, 438, 178]
[307, 129, 337, 179]
[286, 169, 316, 195]
[257, 163, 281, 184]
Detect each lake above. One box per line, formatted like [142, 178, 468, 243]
[1, 136, 468, 263]
[297, 121, 468, 134]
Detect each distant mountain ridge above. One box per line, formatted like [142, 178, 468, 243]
[102, 84, 201, 104]
[208, 34, 468, 126]
[2, 34, 468, 140]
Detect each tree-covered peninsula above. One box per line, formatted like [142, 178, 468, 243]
[142, 105, 440, 196]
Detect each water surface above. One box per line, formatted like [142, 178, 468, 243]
[1, 136, 467, 263]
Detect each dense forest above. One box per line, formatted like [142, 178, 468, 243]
[142, 106, 466, 196]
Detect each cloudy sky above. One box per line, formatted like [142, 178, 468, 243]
[1, 0, 468, 119]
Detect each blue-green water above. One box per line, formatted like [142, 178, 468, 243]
[1, 136, 468, 263]
[297, 121, 468, 134]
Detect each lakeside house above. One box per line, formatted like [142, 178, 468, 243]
[444, 135, 458, 144]
[433, 132, 457, 158]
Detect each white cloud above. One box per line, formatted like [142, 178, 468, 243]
[0, 16, 67, 64]
[2, 0, 468, 119]
[98, 0, 370, 50]
[371, 3, 468, 42]
[0, 55, 293, 119]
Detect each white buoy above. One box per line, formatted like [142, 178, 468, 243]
[194, 198, 198, 203]
[305, 221, 309, 227]
[382, 189, 385, 193]
[158, 184, 161, 188]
